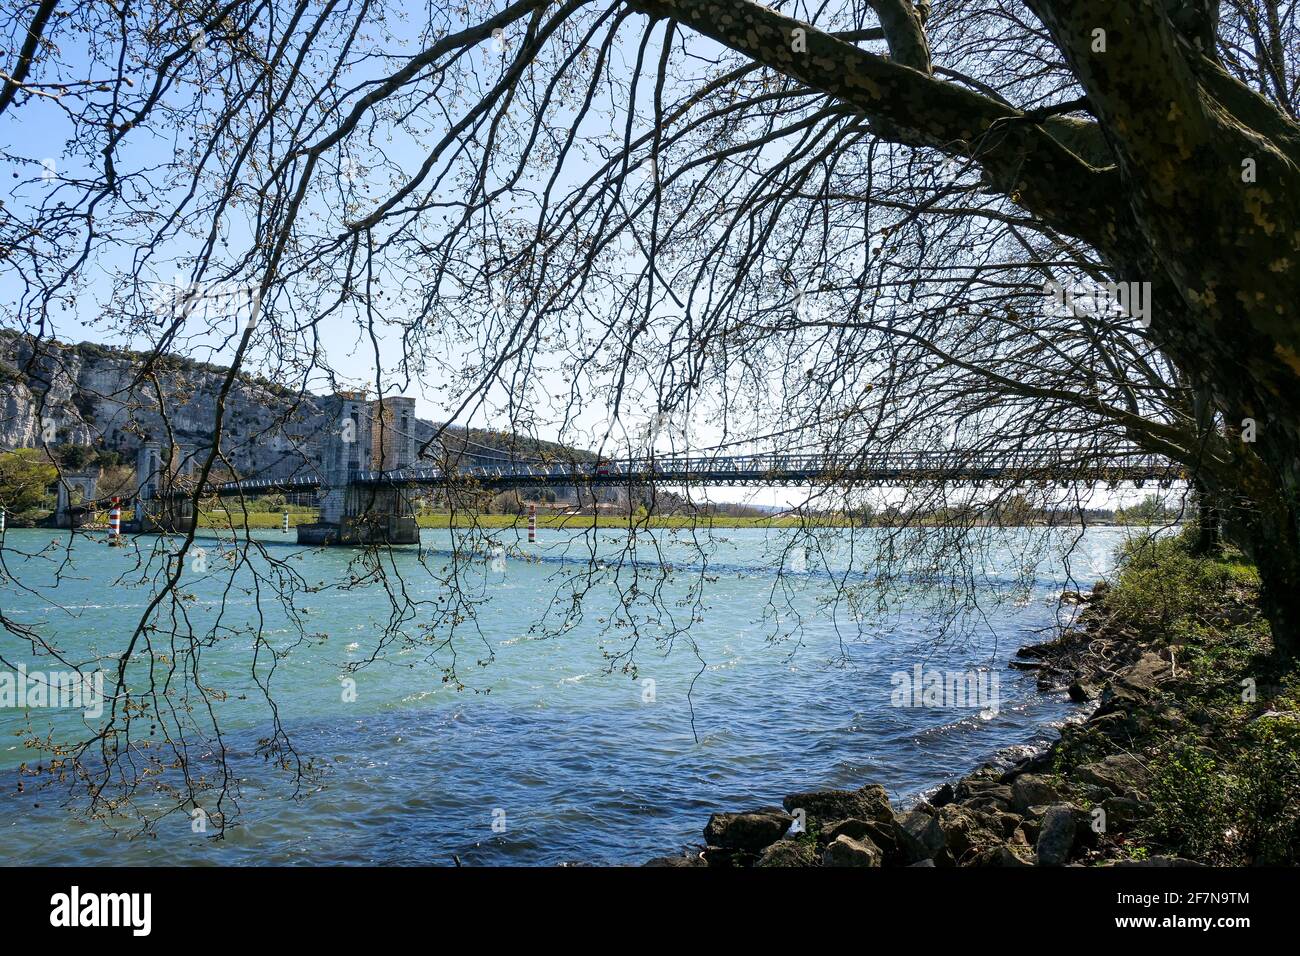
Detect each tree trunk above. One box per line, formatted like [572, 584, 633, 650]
[1241, 518, 1300, 660]
[1190, 478, 1222, 555]
[1220, 452, 1300, 658]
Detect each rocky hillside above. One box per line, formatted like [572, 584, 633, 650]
[0, 333, 593, 482]
[0, 333, 330, 479]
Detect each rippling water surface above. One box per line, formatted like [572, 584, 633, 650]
[0, 524, 1130, 865]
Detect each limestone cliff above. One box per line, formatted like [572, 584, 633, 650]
[0, 333, 592, 486]
[0, 333, 331, 480]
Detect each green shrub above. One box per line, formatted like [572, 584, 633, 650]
[0, 448, 57, 516]
[1108, 531, 1298, 864]
[56, 444, 98, 470]
[1231, 721, 1300, 864]
[1144, 745, 1231, 863]
[1143, 722, 1300, 864]
[1108, 532, 1258, 640]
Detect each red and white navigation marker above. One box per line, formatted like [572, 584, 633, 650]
[528, 503, 536, 543]
[108, 496, 121, 543]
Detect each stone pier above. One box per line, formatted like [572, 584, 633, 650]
[137, 495, 195, 534]
[296, 394, 420, 546]
[134, 442, 201, 533]
[297, 485, 419, 545]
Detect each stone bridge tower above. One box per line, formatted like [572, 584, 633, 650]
[54, 469, 99, 528]
[135, 441, 200, 530]
[303, 393, 418, 545]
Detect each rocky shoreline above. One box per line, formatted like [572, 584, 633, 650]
[646, 582, 1201, 867]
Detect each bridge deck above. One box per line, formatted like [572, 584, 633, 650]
[360, 451, 1181, 487]
[164, 450, 1185, 498]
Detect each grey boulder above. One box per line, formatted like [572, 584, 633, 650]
[822, 834, 883, 867]
[703, 809, 794, 850]
[1035, 805, 1078, 866]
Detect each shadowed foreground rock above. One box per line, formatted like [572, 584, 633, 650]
[702, 809, 794, 850]
[1035, 806, 1078, 866]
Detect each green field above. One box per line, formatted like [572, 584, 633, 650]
[193, 510, 811, 530]
[196, 510, 317, 529]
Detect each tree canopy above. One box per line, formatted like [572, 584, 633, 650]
[0, 448, 56, 517]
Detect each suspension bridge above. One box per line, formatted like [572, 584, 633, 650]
[200, 447, 1181, 493]
[125, 444, 1183, 546]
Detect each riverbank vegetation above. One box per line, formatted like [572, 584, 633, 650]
[0, 449, 56, 525]
[183, 504, 1185, 532]
[1054, 531, 1300, 865]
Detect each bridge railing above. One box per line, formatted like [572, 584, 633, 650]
[348, 447, 1176, 485]
[150, 446, 1179, 499]
[154, 475, 323, 498]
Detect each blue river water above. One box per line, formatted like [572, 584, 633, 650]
[0, 524, 1129, 865]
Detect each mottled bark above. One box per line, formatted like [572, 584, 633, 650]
[866, 0, 932, 73]
[1025, 0, 1300, 653]
[1023, 1, 1300, 425]
[1164, 0, 1219, 54]
[627, 0, 1127, 255]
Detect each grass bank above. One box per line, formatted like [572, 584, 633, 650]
[196, 510, 316, 529]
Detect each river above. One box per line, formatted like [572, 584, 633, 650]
[0, 524, 1131, 864]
